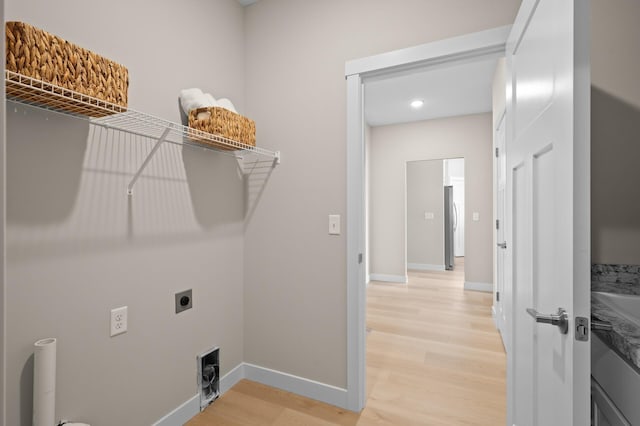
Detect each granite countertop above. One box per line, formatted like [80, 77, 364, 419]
[591, 292, 640, 370]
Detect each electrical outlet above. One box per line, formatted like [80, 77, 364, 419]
[175, 289, 193, 314]
[110, 306, 128, 337]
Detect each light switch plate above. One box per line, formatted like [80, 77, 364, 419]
[473, 212, 480, 221]
[329, 214, 340, 235]
[424, 212, 434, 220]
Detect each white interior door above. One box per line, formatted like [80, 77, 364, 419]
[506, 0, 590, 425]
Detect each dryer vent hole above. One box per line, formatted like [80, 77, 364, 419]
[197, 347, 220, 410]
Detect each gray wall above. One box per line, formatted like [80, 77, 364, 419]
[243, 0, 519, 388]
[5, 1, 246, 425]
[407, 160, 445, 267]
[1, 0, 6, 423]
[2, 1, 521, 419]
[370, 114, 494, 284]
[591, 0, 640, 265]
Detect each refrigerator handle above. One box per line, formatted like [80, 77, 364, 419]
[453, 202, 458, 231]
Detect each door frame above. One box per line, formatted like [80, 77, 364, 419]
[493, 112, 507, 338]
[345, 25, 511, 411]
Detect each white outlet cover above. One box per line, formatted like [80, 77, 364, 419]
[110, 306, 128, 337]
[473, 212, 480, 221]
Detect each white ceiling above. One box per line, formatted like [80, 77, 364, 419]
[364, 57, 499, 127]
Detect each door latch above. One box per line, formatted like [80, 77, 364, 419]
[575, 317, 589, 341]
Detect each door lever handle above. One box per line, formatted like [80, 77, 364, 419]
[526, 307, 569, 334]
[497, 242, 507, 249]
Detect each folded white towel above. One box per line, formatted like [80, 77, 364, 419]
[179, 88, 208, 115]
[180, 89, 239, 117]
[203, 93, 217, 107]
[217, 98, 237, 114]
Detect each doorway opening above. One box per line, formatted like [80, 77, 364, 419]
[406, 158, 465, 274]
[346, 26, 511, 412]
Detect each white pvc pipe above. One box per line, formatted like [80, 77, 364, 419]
[33, 338, 56, 426]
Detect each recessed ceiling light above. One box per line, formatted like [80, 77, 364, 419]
[410, 99, 424, 109]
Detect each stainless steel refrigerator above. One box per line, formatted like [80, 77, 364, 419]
[444, 186, 455, 270]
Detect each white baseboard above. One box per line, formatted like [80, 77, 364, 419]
[220, 362, 245, 394]
[155, 362, 349, 425]
[154, 363, 245, 426]
[491, 305, 498, 329]
[464, 281, 493, 292]
[244, 363, 348, 410]
[153, 394, 199, 426]
[369, 273, 408, 283]
[407, 263, 446, 271]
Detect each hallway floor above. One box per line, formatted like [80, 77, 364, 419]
[187, 259, 506, 425]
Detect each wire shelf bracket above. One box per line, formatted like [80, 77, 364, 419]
[127, 127, 171, 196]
[5, 70, 281, 195]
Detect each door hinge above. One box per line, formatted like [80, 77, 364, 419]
[496, 291, 500, 302]
[496, 219, 500, 230]
[495, 147, 499, 158]
[575, 317, 589, 341]
[358, 253, 363, 264]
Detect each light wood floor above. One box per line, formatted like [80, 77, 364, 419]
[187, 259, 506, 425]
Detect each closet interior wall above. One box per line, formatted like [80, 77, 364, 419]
[4, 1, 246, 425]
[2, 0, 524, 423]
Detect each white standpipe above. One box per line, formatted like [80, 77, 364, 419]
[33, 338, 57, 426]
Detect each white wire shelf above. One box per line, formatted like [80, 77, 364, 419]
[5, 70, 280, 194]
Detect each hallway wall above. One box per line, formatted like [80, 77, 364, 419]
[406, 160, 445, 268]
[370, 114, 493, 285]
